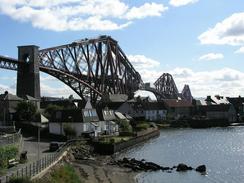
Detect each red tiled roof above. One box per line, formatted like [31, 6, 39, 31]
[163, 99, 193, 108]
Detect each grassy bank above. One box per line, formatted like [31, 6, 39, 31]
[9, 164, 81, 183]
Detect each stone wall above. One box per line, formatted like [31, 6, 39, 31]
[93, 128, 160, 155]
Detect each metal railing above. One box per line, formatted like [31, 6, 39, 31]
[0, 139, 82, 183]
[0, 129, 22, 146]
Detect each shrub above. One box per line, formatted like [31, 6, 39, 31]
[15, 101, 37, 121]
[49, 164, 81, 183]
[8, 177, 32, 183]
[63, 124, 76, 138]
[118, 119, 132, 133]
[0, 145, 18, 169]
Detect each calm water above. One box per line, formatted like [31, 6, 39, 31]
[118, 127, 244, 183]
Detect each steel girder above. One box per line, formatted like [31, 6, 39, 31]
[154, 73, 179, 100]
[38, 36, 143, 103]
[0, 55, 19, 71]
[181, 84, 193, 102]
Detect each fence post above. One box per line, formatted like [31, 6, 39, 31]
[26, 166, 28, 178]
[29, 164, 32, 177]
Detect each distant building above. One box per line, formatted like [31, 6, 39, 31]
[227, 97, 244, 118]
[198, 104, 236, 122]
[144, 102, 167, 121]
[163, 99, 193, 119]
[194, 95, 237, 122]
[0, 91, 23, 126]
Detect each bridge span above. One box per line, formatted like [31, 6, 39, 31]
[0, 35, 192, 103]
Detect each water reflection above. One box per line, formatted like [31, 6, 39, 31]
[118, 127, 244, 183]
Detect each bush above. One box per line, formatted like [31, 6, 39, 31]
[49, 164, 81, 183]
[8, 177, 32, 183]
[15, 101, 37, 121]
[0, 145, 18, 169]
[118, 119, 132, 133]
[135, 122, 150, 131]
[63, 124, 76, 138]
[44, 104, 63, 119]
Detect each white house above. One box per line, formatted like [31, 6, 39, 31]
[49, 99, 108, 137]
[144, 102, 167, 121]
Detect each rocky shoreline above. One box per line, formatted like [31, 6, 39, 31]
[66, 144, 206, 183]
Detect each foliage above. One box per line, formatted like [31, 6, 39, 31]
[99, 136, 131, 144]
[118, 119, 132, 133]
[44, 104, 63, 119]
[0, 144, 18, 169]
[135, 122, 150, 131]
[48, 164, 81, 183]
[8, 177, 32, 183]
[63, 124, 76, 138]
[15, 101, 37, 121]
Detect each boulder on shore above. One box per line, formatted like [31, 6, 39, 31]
[196, 165, 206, 173]
[176, 163, 193, 171]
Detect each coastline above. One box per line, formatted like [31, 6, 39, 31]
[71, 158, 139, 183]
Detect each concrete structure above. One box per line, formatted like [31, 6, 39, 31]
[17, 45, 40, 99]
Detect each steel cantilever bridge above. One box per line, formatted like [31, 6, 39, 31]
[0, 35, 192, 103]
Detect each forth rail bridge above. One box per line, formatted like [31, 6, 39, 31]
[0, 35, 192, 104]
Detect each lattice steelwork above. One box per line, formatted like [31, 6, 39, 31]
[0, 55, 19, 71]
[181, 84, 193, 102]
[38, 36, 143, 103]
[154, 73, 179, 100]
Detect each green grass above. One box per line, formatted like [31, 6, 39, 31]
[135, 122, 150, 131]
[49, 164, 81, 183]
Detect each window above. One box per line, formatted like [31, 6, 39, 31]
[92, 110, 97, 117]
[84, 110, 90, 117]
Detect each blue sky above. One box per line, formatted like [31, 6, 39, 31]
[1, 0, 244, 98]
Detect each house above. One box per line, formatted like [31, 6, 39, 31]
[0, 91, 23, 126]
[143, 102, 167, 121]
[49, 99, 116, 137]
[227, 96, 244, 119]
[163, 99, 193, 119]
[198, 104, 236, 122]
[97, 107, 119, 135]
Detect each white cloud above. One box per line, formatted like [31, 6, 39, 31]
[0, 0, 167, 31]
[170, 67, 244, 97]
[198, 53, 224, 61]
[199, 12, 244, 46]
[169, 0, 198, 7]
[235, 46, 244, 54]
[128, 55, 160, 70]
[125, 3, 168, 20]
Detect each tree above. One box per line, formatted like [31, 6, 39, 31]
[44, 104, 63, 119]
[63, 123, 76, 138]
[118, 119, 132, 132]
[15, 101, 37, 122]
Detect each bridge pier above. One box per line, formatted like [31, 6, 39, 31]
[17, 45, 40, 99]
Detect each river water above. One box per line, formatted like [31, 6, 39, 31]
[118, 127, 244, 183]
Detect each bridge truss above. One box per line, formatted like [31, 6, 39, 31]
[0, 36, 143, 104]
[153, 73, 179, 100]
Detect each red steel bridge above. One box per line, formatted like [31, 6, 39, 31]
[0, 35, 192, 103]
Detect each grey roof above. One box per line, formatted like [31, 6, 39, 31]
[108, 94, 128, 102]
[25, 95, 40, 101]
[0, 93, 23, 101]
